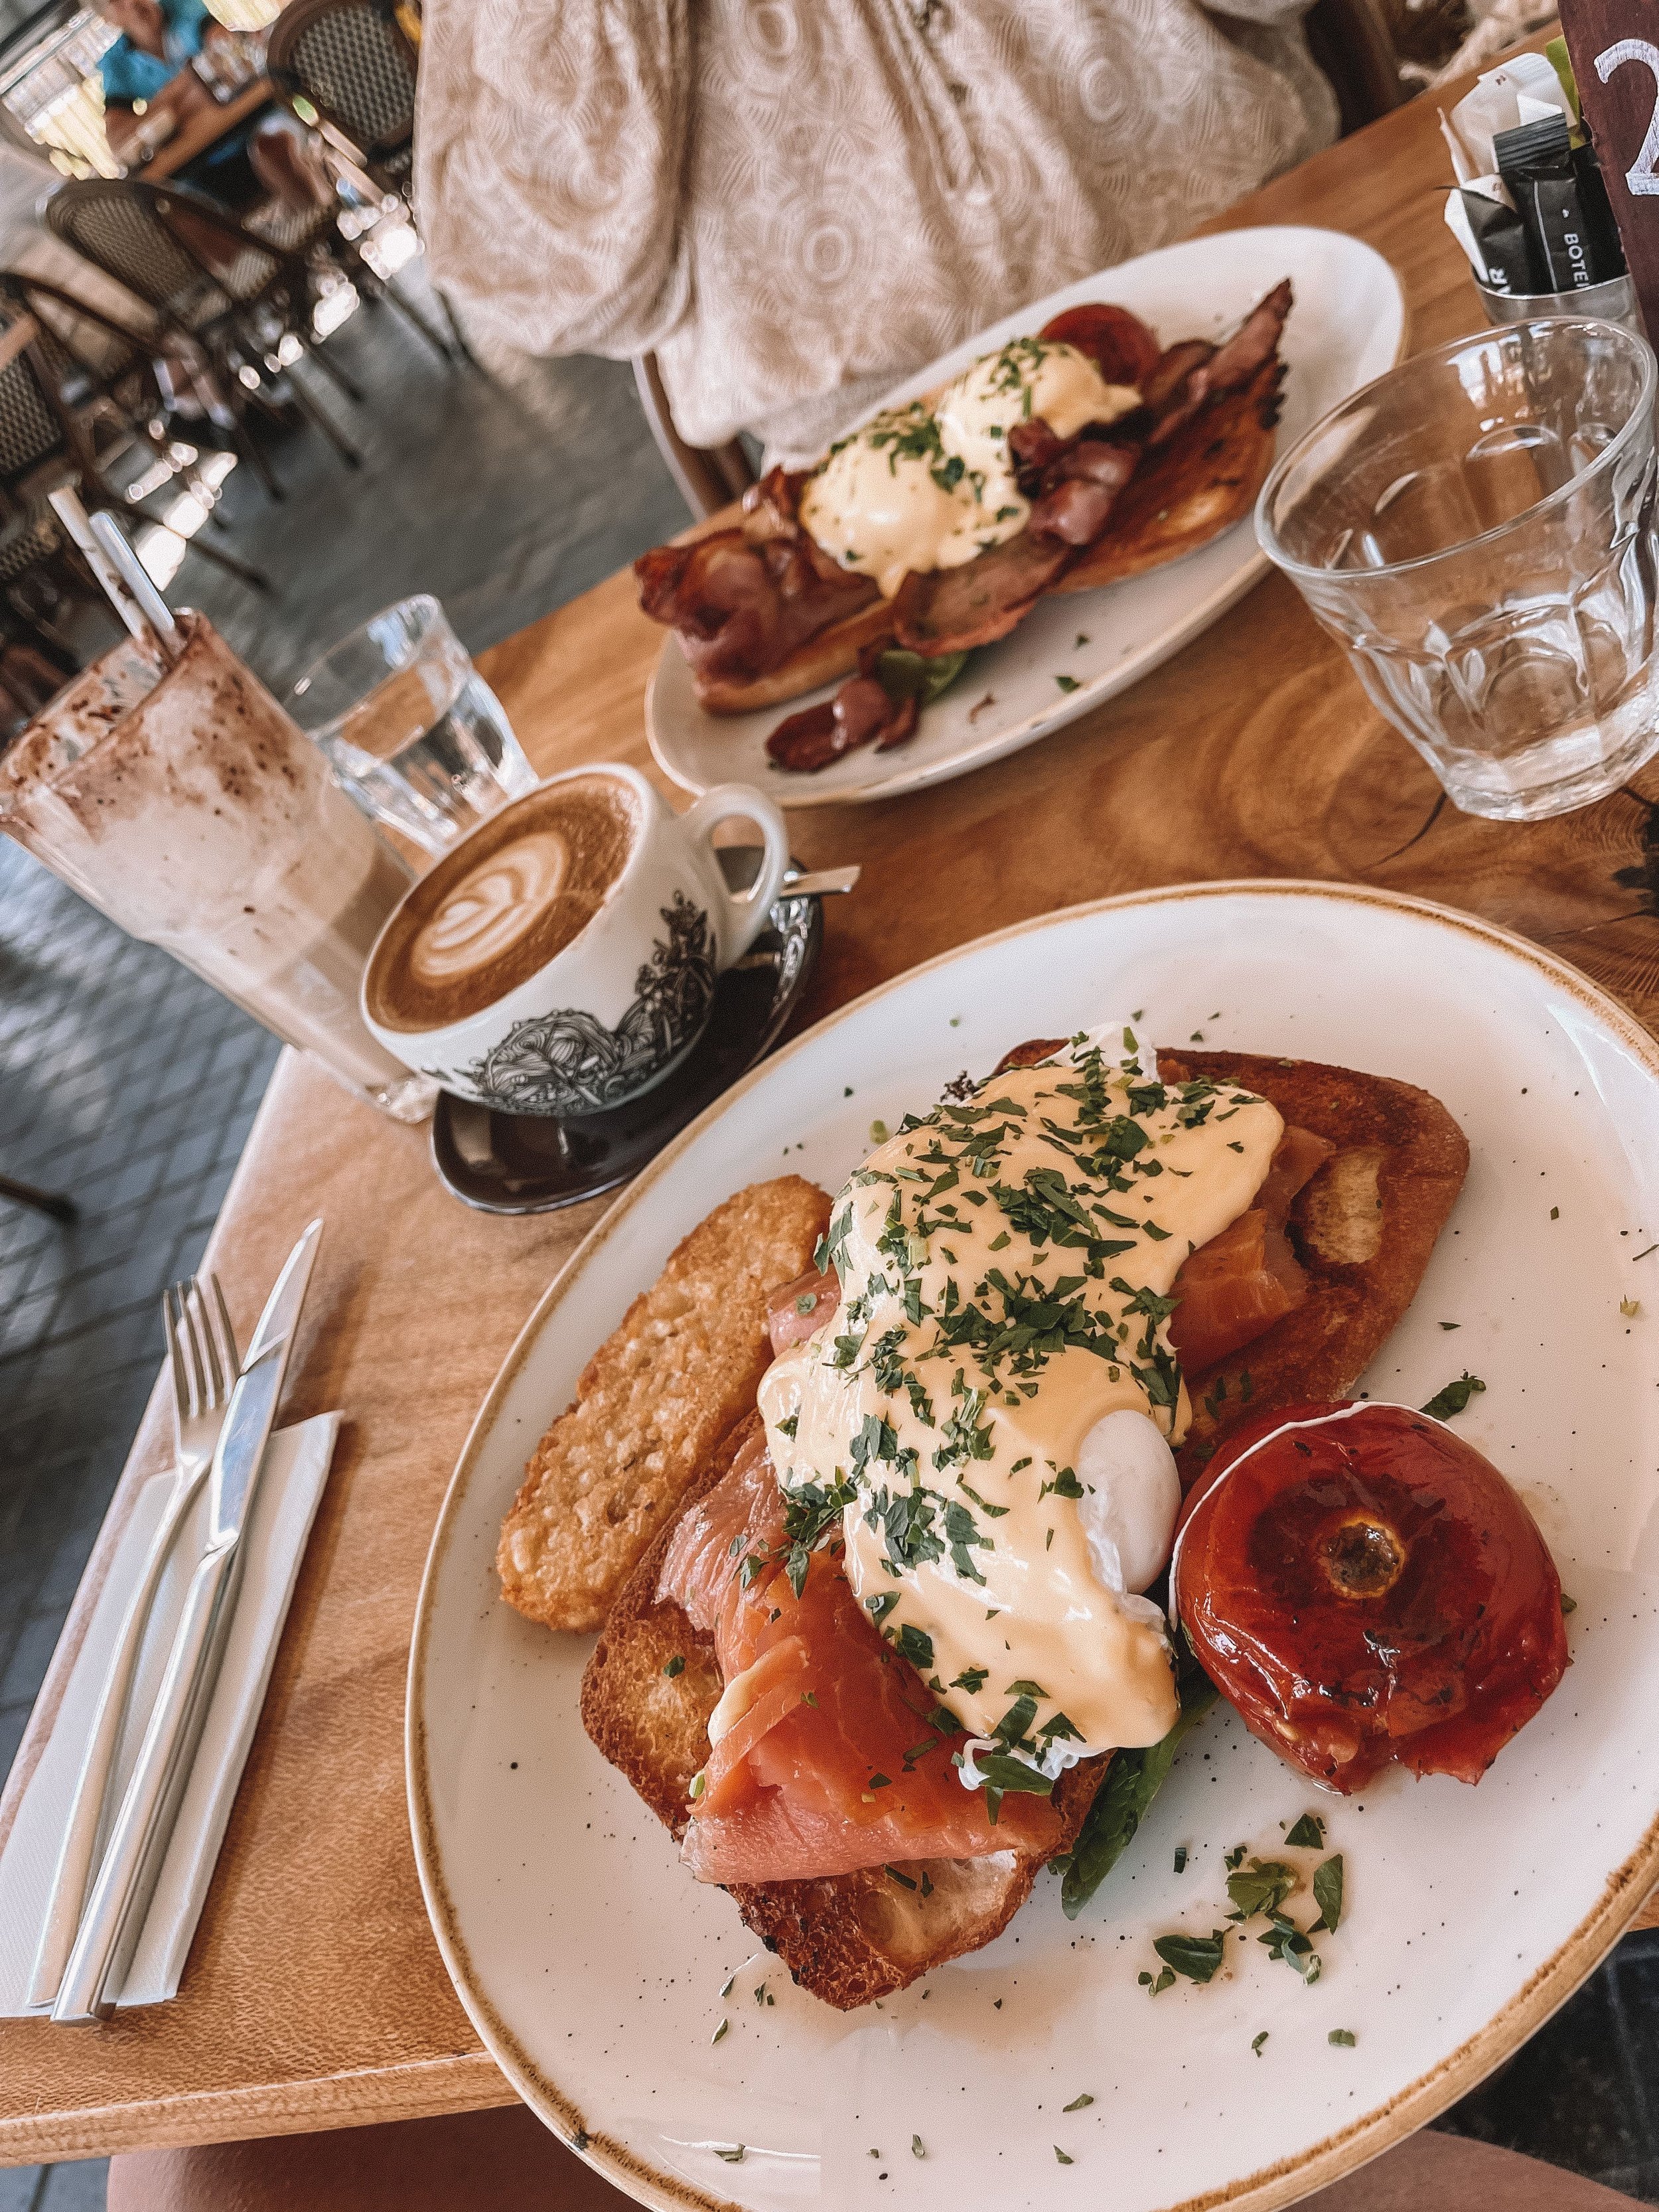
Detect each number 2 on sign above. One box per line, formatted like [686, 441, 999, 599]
[1597, 38, 1659, 196]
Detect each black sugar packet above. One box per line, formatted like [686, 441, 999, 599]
[1461, 187, 1538, 295]
[1494, 113, 1626, 292]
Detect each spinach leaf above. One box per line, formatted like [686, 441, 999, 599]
[1059, 1664, 1217, 1919]
[876, 647, 970, 707]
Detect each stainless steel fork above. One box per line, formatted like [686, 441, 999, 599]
[26, 1275, 239, 2011]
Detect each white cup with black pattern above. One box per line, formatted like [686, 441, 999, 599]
[360, 763, 790, 1116]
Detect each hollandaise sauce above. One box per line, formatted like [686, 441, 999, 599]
[799, 340, 1142, 599]
[757, 1033, 1282, 1773]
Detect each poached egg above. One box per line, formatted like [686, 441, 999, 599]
[798, 340, 1142, 599]
[757, 1029, 1283, 1771]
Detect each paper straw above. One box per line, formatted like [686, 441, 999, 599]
[88, 510, 184, 662]
[45, 488, 180, 664]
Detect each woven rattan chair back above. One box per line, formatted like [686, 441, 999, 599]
[0, 275, 149, 394]
[266, 0, 415, 171]
[0, 314, 71, 499]
[46, 180, 233, 329]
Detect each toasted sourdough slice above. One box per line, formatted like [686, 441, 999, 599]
[697, 597, 896, 715]
[993, 1042, 1469, 1480]
[1052, 356, 1285, 595]
[498, 1177, 830, 1631]
[1169, 1050, 1468, 1477]
[582, 1412, 1105, 2008]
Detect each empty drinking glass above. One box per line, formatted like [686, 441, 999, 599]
[291, 595, 538, 855]
[1256, 318, 1659, 821]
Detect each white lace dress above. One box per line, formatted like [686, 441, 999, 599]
[415, 0, 1336, 461]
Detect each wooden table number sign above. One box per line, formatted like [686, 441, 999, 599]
[1559, 0, 1659, 331]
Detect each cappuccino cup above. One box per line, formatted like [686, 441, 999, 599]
[361, 764, 790, 1116]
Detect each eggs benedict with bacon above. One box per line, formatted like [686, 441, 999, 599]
[632, 284, 1293, 736]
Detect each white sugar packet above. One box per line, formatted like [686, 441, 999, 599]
[0, 1413, 338, 2013]
[1445, 50, 1575, 179]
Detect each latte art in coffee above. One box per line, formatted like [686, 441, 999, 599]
[408, 829, 570, 989]
[366, 773, 640, 1031]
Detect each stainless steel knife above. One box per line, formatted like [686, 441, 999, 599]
[50, 1218, 324, 2024]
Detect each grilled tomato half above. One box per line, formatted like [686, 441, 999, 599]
[1173, 1401, 1568, 1793]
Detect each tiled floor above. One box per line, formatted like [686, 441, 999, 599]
[3, 251, 1659, 2210]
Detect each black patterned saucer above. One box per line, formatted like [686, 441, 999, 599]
[429, 855, 822, 1215]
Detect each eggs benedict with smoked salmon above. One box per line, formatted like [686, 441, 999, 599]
[656, 1027, 1338, 1882]
[574, 1022, 1585, 2007]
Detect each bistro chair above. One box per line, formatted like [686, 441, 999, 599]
[0, 274, 246, 530]
[265, 0, 417, 199]
[44, 176, 366, 483]
[632, 352, 757, 522]
[0, 295, 269, 601]
[265, 0, 465, 364]
[1305, 0, 1409, 135]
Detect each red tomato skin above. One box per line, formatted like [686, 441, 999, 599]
[1036, 303, 1163, 388]
[1174, 1402, 1569, 1793]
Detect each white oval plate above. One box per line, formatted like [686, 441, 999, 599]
[645, 228, 1404, 811]
[409, 883, 1659, 2212]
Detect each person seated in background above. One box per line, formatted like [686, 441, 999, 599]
[415, 0, 1338, 464]
[95, 0, 330, 213]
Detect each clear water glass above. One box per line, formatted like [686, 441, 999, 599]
[1256, 318, 1659, 822]
[291, 595, 538, 856]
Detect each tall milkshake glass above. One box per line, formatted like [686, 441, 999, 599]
[0, 613, 435, 1120]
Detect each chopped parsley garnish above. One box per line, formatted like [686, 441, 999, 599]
[1421, 1371, 1486, 1420]
[662, 1655, 685, 1678]
[1226, 1859, 1296, 1923]
[1258, 1912, 1322, 1980]
[1151, 1929, 1227, 1984]
[1311, 1854, 1344, 1933]
[1284, 1812, 1325, 1849]
[1252, 2031, 1269, 2057]
[1329, 2029, 1357, 2047]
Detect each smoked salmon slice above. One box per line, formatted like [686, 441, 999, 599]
[657, 1428, 1066, 1884]
[766, 1262, 839, 1356]
[1166, 1124, 1334, 1372]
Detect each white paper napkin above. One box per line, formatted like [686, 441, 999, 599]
[0, 1412, 339, 2014]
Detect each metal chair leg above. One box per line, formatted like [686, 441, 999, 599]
[378, 277, 455, 366]
[0, 1173, 76, 1223]
[334, 234, 453, 366]
[435, 285, 484, 374]
[231, 413, 284, 501]
[169, 530, 273, 593]
[297, 332, 366, 406]
[282, 362, 363, 467]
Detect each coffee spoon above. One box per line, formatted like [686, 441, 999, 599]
[780, 864, 859, 897]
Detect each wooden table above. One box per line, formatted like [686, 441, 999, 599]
[6, 50, 1659, 2167]
[132, 78, 273, 185]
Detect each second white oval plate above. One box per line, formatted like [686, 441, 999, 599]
[646, 228, 1404, 810]
[410, 883, 1659, 2212]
